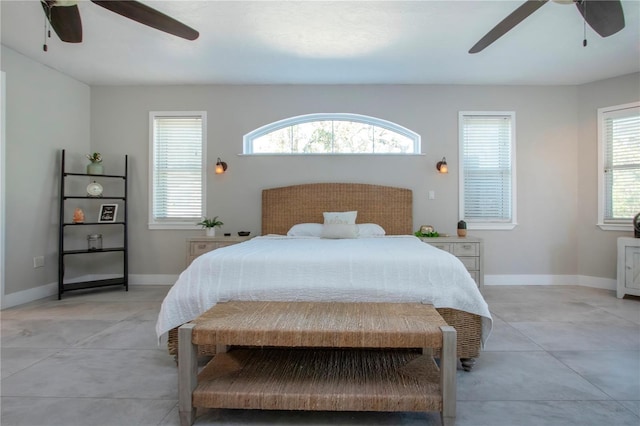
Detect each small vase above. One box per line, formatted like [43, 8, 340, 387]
[205, 227, 216, 237]
[457, 229, 467, 237]
[87, 161, 104, 175]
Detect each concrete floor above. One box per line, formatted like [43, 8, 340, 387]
[1, 284, 639, 426]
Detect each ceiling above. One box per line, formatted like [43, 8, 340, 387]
[1, 0, 639, 86]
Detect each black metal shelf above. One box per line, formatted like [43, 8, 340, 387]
[64, 196, 126, 200]
[65, 172, 125, 179]
[63, 221, 126, 226]
[62, 247, 126, 256]
[58, 149, 128, 299]
[61, 277, 127, 293]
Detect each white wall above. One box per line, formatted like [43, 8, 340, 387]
[1, 46, 90, 302]
[576, 73, 640, 279]
[2, 41, 637, 305]
[90, 83, 582, 279]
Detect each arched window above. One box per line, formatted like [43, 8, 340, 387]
[243, 113, 421, 154]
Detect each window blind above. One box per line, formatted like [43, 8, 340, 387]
[602, 106, 640, 222]
[462, 114, 513, 223]
[152, 115, 204, 222]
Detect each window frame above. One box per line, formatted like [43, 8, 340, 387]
[148, 111, 207, 230]
[243, 113, 421, 155]
[597, 101, 640, 231]
[458, 111, 517, 230]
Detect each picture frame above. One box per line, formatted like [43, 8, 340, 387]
[98, 204, 118, 223]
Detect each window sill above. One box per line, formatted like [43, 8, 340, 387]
[148, 223, 201, 230]
[597, 223, 633, 232]
[467, 223, 517, 231]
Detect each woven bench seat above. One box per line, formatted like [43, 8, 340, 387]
[179, 301, 457, 426]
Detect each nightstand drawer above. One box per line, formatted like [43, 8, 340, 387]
[458, 256, 479, 272]
[191, 242, 226, 256]
[428, 242, 452, 253]
[187, 236, 252, 269]
[420, 236, 484, 292]
[452, 242, 479, 257]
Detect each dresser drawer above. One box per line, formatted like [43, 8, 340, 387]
[452, 242, 479, 257]
[458, 256, 480, 272]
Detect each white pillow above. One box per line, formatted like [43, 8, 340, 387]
[323, 211, 357, 225]
[321, 223, 359, 239]
[287, 223, 323, 237]
[357, 223, 386, 237]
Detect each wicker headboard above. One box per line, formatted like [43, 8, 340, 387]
[261, 183, 413, 236]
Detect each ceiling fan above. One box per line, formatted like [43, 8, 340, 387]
[40, 0, 199, 46]
[469, 0, 625, 53]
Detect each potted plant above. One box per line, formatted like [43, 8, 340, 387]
[197, 216, 224, 237]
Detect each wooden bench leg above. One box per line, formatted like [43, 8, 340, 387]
[440, 325, 457, 426]
[178, 324, 197, 426]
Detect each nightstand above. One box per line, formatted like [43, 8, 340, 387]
[617, 237, 640, 299]
[420, 236, 484, 291]
[186, 236, 252, 268]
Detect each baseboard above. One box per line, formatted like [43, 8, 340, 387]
[1, 280, 57, 309]
[2, 273, 616, 310]
[0, 274, 177, 309]
[485, 274, 616, 291]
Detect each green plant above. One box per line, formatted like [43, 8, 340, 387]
[86, 152, 102, 163]
[197, 216, 224, 228]
[414, 230, 440, 238]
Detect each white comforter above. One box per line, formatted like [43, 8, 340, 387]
[156, 235, 492, 343]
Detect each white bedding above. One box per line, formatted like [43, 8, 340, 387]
[156, 235, 492, 343]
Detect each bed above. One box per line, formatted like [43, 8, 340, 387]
[159, 183, 491, 370]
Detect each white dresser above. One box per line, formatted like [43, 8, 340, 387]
[420, 236, 484, 291]
[186, 236, 252, 268]
[617, 237, 640, 299]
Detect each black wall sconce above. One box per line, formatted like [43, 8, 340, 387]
[436, 157, 448, 174]
[215, 157, 228, 174]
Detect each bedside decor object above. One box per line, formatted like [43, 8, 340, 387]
[436, 157, 448, 174]
[215, 157, 228, 174]
[86, 152, 103, 175]
[87, 234, 102, 251]
[238, 231, 250, 237]
[457, 220, 467, 237]
[72, 208, 84, 223]
[415, 225, 439, 238]
[634, 212, 640, 238]
[98, 204, 118, 223]
[197, 216, 224, 237]
[420, 225, 434, 234]
[86, 181, 103, 197]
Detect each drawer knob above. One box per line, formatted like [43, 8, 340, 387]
[198, 244, 206, 249]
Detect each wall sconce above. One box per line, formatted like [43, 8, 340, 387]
[215, 157, 228, 174]
[436, 157, 448, 174]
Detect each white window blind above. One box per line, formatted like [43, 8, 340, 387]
[149, 112, 206, 229]
[599, 103, 640, 226]
[459, 112, 516, 229]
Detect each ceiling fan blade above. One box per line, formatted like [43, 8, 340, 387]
[575, 0, 625, 37]
[90, 0, 199, 40]
[469, 0, 549, 54]
[40, 1, 82, 43]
